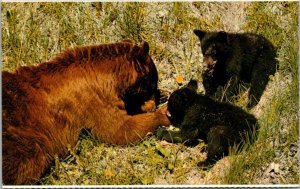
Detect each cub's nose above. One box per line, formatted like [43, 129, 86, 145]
[203, 56, 217, 70]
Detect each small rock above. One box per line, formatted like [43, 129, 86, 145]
[270, 172, 275, 179]
[265, 162, 280, 174]
[274, 163, 280, 173]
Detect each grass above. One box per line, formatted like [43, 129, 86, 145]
[222, 2, 299, 184]
[1, 2, 298, 185]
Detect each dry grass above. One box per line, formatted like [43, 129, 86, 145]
[1, 2, 298, 185]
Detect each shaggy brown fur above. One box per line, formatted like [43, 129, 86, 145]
[2, 41, 171, 185]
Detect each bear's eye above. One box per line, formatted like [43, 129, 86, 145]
[204, 50, 216, 57]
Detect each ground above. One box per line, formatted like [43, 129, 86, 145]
[1, 2, 298, 185]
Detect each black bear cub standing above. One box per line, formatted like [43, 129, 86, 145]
[164, 80, 258, 165]
[194, 29, 277, 108]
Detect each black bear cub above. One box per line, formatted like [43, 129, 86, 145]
[194, 29, 277, 108]
[164, 80, 258, 165]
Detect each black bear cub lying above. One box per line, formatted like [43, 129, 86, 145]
[163, 80, 258, 165]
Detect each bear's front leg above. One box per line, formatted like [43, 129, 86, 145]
[90, 106, 171, 145]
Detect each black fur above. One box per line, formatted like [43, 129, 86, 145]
[194, 30, 277, 108]
[163, 80, 258, 164]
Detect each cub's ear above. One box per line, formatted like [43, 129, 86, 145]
[194, 29, 206, 40]
[187, 80, 198, 92]
[217, 31, 229, 44]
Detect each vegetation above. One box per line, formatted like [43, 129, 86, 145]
[2, 2, 298, 185]
[223, 2, 298, 184]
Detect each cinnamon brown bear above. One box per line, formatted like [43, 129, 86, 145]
[2, 41, 171, 185]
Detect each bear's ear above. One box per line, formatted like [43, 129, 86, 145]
[194, 30, 206, 40]
[140, 41, 150, 56]
[186, 80, 198, 92]
[217, 31, 229, 44]
[131, 42, 150, 61]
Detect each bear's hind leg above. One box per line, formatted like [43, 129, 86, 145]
[3, 131, 53, 185]
[206, 126, 234, 162]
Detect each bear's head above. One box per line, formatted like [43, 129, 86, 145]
[194, 30, 230, 72]
[194, 30, 231, 95]
[122, 42, 160, 115]
[167, 80, 198, 125]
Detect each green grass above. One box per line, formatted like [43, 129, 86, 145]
[223, 2, 299, 184]
[2, 2, 298, 185]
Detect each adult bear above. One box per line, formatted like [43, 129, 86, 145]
[2, 41, 171, 184]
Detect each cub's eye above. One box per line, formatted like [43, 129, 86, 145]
[211, 50, 217, 55]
